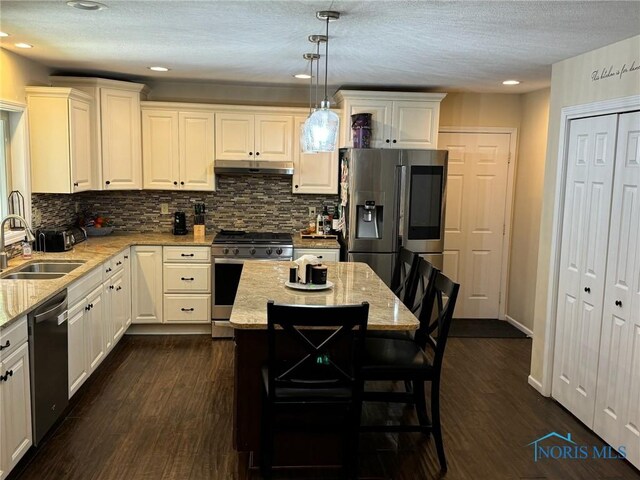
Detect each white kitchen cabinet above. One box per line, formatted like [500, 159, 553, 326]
[26, 87, 93, 193]
[552, 111, 640, 470]
[0, 339, 32, 479]
[215, 112, 293, 162]
[334, 90, 446, 149]
[132, 246, 164, 324]
[51, 76, 148, 190]
[293, 247, 340, 263]
[142, 104, 215, 191]
[86, 284, 106, 372]
[67, 301, 88, 398]
[122, 249, 132, 328]
[162, 246, 211, 324]
[292, 115, 339, 194]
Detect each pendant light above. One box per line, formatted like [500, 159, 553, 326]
[302, 10, 340, 153]
[300, 51, 320, 152]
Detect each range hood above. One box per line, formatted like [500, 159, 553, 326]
[214, 160, 293, 176]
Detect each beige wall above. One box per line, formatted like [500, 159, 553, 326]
[0, 49, 50, 103]
[440, 92, 522, 129]
[530, 35, 640, 386]
[507, 88, 549, 330]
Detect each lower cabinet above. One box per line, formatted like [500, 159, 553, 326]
[131, 246, 164, 324]
[0, 318, 32, 480]
[293, 247, 340, 263]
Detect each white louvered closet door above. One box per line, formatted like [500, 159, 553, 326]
[594, 111, 640, 466]
[552, 114, 618, 428]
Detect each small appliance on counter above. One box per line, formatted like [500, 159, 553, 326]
[173, 211, 188, 235]
[34, 227, 87, 252]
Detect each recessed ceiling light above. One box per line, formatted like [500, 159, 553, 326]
[503, 79, 521, 85]
[294, 74, 312, 79]
[15, 43, 33, 49]
[148, 66, 170, 72]
[66, 1, 107, 10]
[0, 32, 9, 38]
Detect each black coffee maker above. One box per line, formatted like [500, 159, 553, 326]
[173, 211, 187, 235]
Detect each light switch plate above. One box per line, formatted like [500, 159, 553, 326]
[308, 207, 316, 217]
[160, 203, 169, 214]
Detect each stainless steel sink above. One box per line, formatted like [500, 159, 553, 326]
[2, 272, 67, 280]
[16, 261, 86, 273]
[0, 260, 86, 280]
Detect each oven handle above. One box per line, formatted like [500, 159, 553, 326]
[213, 258, 246, 265]
[213, 258, 291, 264]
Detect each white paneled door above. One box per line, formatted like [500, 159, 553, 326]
[594, 111, 640, 465]
[552, 114, 618, 427]
[439, 132, 511, 319]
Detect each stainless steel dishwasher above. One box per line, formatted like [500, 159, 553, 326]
[28, 289, 69, 445]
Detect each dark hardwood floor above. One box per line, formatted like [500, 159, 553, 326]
[12, 335, 640, 480]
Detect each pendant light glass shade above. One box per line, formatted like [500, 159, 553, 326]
[301, 11, 340, 153]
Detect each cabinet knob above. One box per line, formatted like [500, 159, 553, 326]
[116, 286, 122, 291]
[392, 139, 397, 144]
[249, 151, 253, 156]
[116, 261, 122, 266]
[105, 180, 111, 185]
[584, 287, 591, 293]
[0, 340, 10, 350]
[73, 182, 79, 187]
[255, 152, 260, 156]
[181, 308, 195, 312]
[110, 285, 114, 290]
[106, 267, 112, 273]
[615, 300, 623, 307]
[180, 181, 184, 185]
[295, 185, 298, 189]
[89, 303, 94, 309]
[0, 370, 13, 382]
[385, 139, 390, 144]
[124, 255, 129, 259]
[174, 181, 178, 185]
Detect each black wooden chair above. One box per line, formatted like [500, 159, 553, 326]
[261, 301, 370, 479]
[360, 269, 460, 473]
[390, 246, 421, 308]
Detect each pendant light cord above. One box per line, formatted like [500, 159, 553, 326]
[323, 16, 329, 102]
[315, 40, 321, 108]
[308, 55, 314, 115]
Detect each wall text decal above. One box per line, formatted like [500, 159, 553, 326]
[592, 60, 640, 82]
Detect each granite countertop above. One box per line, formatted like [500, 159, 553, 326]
[0, 232, 213, 330]
[229, 261, 418, 331]
[293, 233, 340, 249]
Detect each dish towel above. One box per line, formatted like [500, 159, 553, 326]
[294, 255, 321, 284]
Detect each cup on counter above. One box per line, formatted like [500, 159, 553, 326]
[311, 265, 328, 285]
[289, 264, 298, 283]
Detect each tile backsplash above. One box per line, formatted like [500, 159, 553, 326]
[31, 175, 339, 234]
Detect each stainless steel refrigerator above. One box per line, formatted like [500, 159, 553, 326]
[340, 148, 448, 286]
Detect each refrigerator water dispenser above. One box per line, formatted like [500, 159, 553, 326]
[356, 200, 383, 239]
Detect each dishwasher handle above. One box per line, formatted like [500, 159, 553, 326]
[33, 291, 68, 324]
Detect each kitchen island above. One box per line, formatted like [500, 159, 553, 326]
[230, 261, 418, 463]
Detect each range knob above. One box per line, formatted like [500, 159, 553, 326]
[222, 248, 229, 254]
[276, 248, 283, 255]
[233, 248, 240, 255]
[249, 248, 256, 255]
[266, 248, 273, 255]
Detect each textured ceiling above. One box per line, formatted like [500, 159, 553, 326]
[1, 1, 639, 93]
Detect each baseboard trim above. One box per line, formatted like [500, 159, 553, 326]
[126, 324, 212, 335]
[528, 375, 548, 396]
[505, 315, 533, 337]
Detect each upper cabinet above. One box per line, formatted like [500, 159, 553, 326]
[334, 90, 446, 149]
[141, 103, 215, 191]
[215, 113, 293, 162]
[292, 115, 338, 195]
[51, 76, 148, 190]
[26, 87, 93, 194]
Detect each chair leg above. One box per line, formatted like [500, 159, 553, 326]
[430, 379, 447, 472]
[412, 380, 431, 436]
[260, 400, 274, 479]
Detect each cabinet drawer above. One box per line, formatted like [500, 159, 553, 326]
[294, 248, 340, 262]
[163, 264, 211, 293]
[0, 316, 28, 361]
[163, 246, 210, 263]
[163, 295, 211, 323]
[68, 266, 103, 307]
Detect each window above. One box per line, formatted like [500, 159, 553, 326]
[0, 100, 31, 246]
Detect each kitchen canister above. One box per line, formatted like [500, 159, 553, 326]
[311, 265, 328, 285]
[351, 113, 372, 148]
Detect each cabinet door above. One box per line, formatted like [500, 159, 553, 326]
[0, 342, 32, 474]
[390, 100, 439, 149]
[123, 249, 132, 328]
[86, 285, 106, 372]
[68, 301, 88, 398]
[179, 111, 215, 191]
[342, 100, 391, 149]
[69, 97, 93, 192]
[552, 114, 618, 427]
[594, 111, 640, 466]
[132, 246, 163, 324]
[292, 116, 338, 194]
[142, 109, 179, 190]
[110, 269, 126, 344]
[101, 88, 142, 189]
[215, 113, 254, 161]
[254, 115, 293, 161]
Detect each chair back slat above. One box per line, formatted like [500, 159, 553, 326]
[391, 247, 420, 307]
[409, 258, 439, 316]
[267, 301, 369, 400]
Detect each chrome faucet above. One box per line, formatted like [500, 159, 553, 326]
[0, 214, 36, 271]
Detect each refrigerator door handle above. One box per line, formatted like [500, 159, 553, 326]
[397, 164, 406, 249]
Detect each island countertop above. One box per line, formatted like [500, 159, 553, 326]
[229, 261, 418, 331]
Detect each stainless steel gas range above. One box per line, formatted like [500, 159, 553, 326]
[211, 230, 293, 337]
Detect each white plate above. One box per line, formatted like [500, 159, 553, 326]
[285, 280, 334, 291]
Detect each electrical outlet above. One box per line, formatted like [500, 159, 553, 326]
[160, 203, 169, 214]
[308, 207, 316, 217]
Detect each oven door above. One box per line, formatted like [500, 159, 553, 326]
[212, 257, 244, 338]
